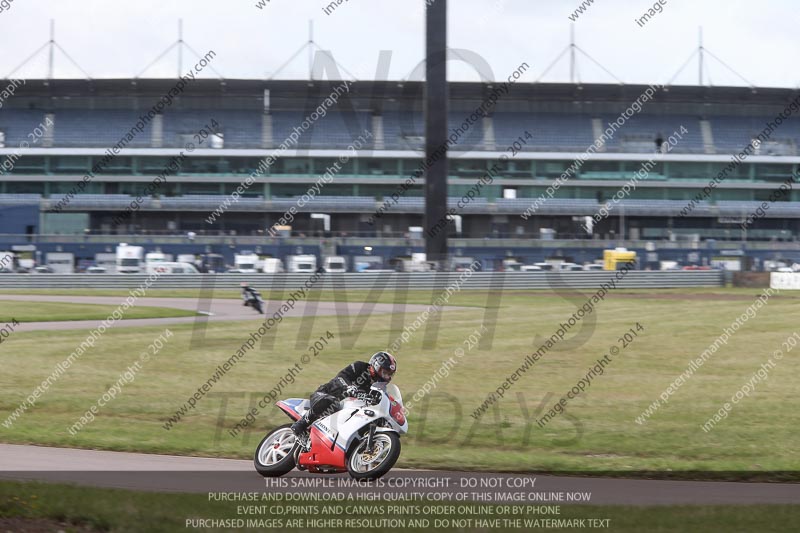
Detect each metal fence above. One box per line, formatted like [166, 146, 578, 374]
[0, 271, 723, 290]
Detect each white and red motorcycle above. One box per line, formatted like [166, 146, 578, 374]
[254, 382, 408, 480]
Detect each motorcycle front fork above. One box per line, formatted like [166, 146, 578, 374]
[365, 423, 376, 453]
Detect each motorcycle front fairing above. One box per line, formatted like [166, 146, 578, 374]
[380, 382, 409, 434]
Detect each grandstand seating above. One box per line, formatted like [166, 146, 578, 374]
[271, 111, 373, 149]
[493, 112, 594, 152]
[712, 116, 800, 154]
[161, 110, 260, 149]
[53, 110, 152, 148]
[597, 114, 705, 154]
[0, 110, 50, 147]
[2, 106, 797, 155]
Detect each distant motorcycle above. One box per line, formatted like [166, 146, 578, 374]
[242, 289, 264, 314]
[255, 382, 408, 480]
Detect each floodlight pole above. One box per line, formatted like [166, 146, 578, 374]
[424, 0, 449, 270]
[48, 20, 55, 80]
[309, 21, 314, 80]
[178, 19, 183, 79]
[698, 27, 704, 85]
[570, 24, 575, 84]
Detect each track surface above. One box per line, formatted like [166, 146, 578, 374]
[1, 444, 798, 505]
[0, 294, 445, 332]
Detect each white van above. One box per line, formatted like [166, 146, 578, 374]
[145, 262, 199, 275]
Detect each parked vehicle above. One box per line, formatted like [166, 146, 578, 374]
[604, 248, 637, 271]
[95, 253, 117, 274]
[392, 253, 433, 272]
[232, 252, 260, 274]
[86, 266, 107, 274]
[45, 252, 75, 274]
[354, 256, 386, 272]
[0, 251, 17, 273]
[323, 256, 347, 273]
[116, 244, 145, 274]
[198, 253, 225, 273]
[145, 262, 199, 275]
[145, 251, 171, 265]
[287, 254, 317, 273]
[502, 259, 523, 272]
[450, 257, 477, 272]
[262, 258, 285, 273]
[764, 260, 790, 272]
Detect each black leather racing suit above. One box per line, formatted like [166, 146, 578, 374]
[241, 286, 260, 305]
[307, 361, 372, 422]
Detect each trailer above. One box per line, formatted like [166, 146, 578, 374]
[0, 251, 17, 272]
[45, 252, 75, 274]
[233, 252, 260, 273]
[286, 254, 317, 273]
[323, 256, 347, 273]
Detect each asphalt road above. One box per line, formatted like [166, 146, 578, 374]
[0, 444, 798, 505]
[0, 294, 445, 332]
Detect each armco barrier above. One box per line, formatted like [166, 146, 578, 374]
[0, 271, 723, 290]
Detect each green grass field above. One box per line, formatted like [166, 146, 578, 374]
[0, 481, 798, 533]
[0, 300, 199, 323]
[0, 287, 798, 475]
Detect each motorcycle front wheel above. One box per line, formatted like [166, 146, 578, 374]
[346, 432, 401, 480]
[254, 424, 297, 477]
[254, 300, 264, 314]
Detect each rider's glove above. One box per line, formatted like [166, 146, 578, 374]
[368, 389, 382, 405]
[345, 385, 360, 397]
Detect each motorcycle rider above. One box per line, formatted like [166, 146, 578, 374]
[291, 351, 397, 435]
[241, 282, 261, 305]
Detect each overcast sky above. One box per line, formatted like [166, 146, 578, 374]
[0, 0, 796, 88]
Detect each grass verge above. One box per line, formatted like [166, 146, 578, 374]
[0, 300, 198, 323]
[0, 287, 798, 475]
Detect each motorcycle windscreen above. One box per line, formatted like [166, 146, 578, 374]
[386, 383, 407, 428]
[386, 383, 403, 404]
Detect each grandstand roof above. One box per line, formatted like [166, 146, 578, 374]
[3, 79, 799, 112]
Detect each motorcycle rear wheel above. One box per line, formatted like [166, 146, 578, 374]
[254, 424, 298, 477]
[346, 432, 401, 481]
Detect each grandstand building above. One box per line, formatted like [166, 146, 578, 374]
[1, 78, 799, 268]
